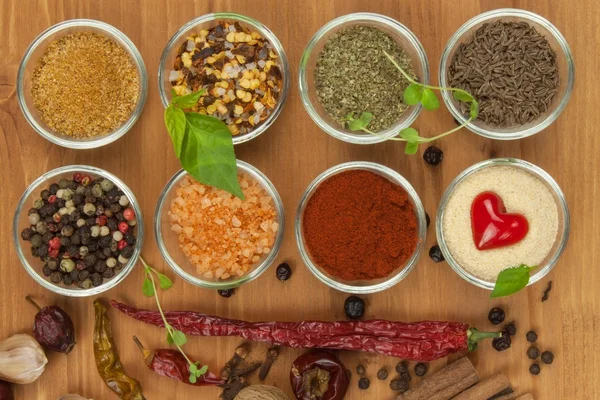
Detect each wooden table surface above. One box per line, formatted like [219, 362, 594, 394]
[1, 0, 597, 399]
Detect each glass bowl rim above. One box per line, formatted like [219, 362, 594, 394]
[16, 19, 149, 150]
[439, 8, 575, 140]
[12, 164, 145, 297]
[298, 12, 430, 145]
[157, 12, 290, 146]
[295, 161, 427, 294]
[154, 160, 285, 289]
[435, 158, 570, 290]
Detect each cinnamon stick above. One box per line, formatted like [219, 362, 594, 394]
[397, 357, 479, 400]
[453, 373, 511, 400]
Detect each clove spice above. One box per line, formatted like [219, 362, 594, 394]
[258, 346, 280, 381]
[542, 281, 553, 302]
[221, 345, 249, 380]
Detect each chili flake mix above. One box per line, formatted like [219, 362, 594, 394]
[169, 21, 283, 136]
[31, 32, 140, 138]
[169, 173, 278, 280]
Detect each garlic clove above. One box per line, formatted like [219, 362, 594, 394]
[0, 334, 48, 384]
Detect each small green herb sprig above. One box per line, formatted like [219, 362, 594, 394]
[140, 257, 208, 383]
[345, 51, 479, 154]
[491, 264, 537, 298]
[164, 89, 244, 199]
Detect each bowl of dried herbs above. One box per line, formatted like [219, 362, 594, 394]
[440, 8, 574, 140]
[299, 13, 430, 144]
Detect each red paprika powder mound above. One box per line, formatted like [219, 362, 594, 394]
[302, 169, 418, 281]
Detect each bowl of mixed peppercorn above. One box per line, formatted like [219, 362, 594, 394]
[13, 165, 143, 296]
[158, 13, 289, 144]
[17, 19, 148, 149]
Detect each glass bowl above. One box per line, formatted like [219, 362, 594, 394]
[158, 13, 290, 145]
[299, 13, 429, 145]
[155, 161, 285, 290]
[13, 165, 144, 297]
[16, 19, 148, 149]
[439, 9, 574, 140]
[436, 158, 570, 290]
[295, 162, 427, 294]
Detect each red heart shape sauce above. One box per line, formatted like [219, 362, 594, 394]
[471, 192, 529, 250]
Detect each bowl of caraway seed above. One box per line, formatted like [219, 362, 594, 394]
[299, 13, 430, 144]
[440, 9, 574, 140]
[17, 19, 148, 149]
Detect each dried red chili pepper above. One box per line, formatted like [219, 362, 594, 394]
[290, 351, 349, 400]
[26, 296, 76, 354]
[132, 336, 224, 386]
[112, 301, 502, 361]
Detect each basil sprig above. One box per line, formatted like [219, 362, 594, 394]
[164, 89, 244, 199]
[490, 264, 537, 298]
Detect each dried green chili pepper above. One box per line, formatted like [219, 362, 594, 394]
[93, 300, 146, 400]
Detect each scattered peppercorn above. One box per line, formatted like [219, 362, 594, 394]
[428, 245, 444, 263]
[377, 368, 388, 380]
[527, 346, 540, 360]
[488, 307, 506, 325]
[492, 334, 511, 351]
[541, 351, 554, 364]
[395, 360, 408, 375]
[218, 289, 235, 298]
[414, 363, 428, 377]
[526, 330, 538, 343]
[344, 296, 365, 320]
[390, 378, 409, 393]
[358, 377, 370, 390]
[423, 146, 444, 165]
[356, 364, 366, 375]
[529, 364, 541, 375]
[275, 262, 292, 281]
[504, 322, 517, 336]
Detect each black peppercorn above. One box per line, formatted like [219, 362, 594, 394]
[375, 368, 388, 381]
[414, 363, 428, 377]
[84, 254, 97, 267]
[49, 183, 59, 195]
[78, 270, 90, 281]
[46, 258, 59, 271]
[344, 296, 365, 320]
[541, 351, 554, 364]
[275, 262, 292, 281]
[356, 364, 365, 375]
[390, 378, 409, 393]
[103, 268, 115, 279]
[121, 246, 134, 259]
[21, 228, 34, 241]
[125, 233, 136, 245]
[488, 307, 506, 325]
[90, 273, 103, 287]
[395, 360, 409, 375]
[50, 271, 62, 284]
[358, 377, 370, 390]
[81, 236, 91, 246]
[63, 275, 73, 285]
[88, 241, 99, 252]
[504, 322, 517, 336]
[428, 245, 444, 263]
[529, 363, 541, 375]
[99, 235, 112, 248]
[526, 330, 538, 343]
[107, 219, 118, 232]
[102, 247, 112, 258]
[70, 233, 81, 245]
[423, 146, 444, 165]
[70, 269, 80, 282]
[527, 346, 540, 360]
[67, 245, 79, 258]
[94, 261, 107, 273]
[42, 232, 53, 244]
[492, 334, 511, 351]
[42, 265, 52, 277]
[218, 289, 235, 298]
[31, 234, 43, 248]
[41, 189, 51, 201]
[36, 245, 48, 257]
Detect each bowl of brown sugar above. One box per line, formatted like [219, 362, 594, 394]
[296, 162, 427, 294]
[155, 161, 284, 290]
[17, 19, 147, 149]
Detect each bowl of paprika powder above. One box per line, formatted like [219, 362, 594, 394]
[296, 162, 426, 294]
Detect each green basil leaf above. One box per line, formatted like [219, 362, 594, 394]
[171, 330, 187, 346]
[348, 118, 367, 131]
[421, 88, 440, 111]
[470, 101, 479, 119]
[157, 273, 173, 290]
[181, 113, 244, 199]
[142, 278, 154, 297]
[454, 90, 474, 102]
[403, 83, 424, 106]
[166, 331, 174, 345]
[165, 106, 186, 158]
[399, 127, 420, 143]
[490, 264, 536, 298]
[197, 365, 208, 376]
[404, 141, 419, 155]
[359, 112, 373, 126]
[171, 89, 205, 108]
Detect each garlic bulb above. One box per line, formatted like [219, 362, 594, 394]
[58, 395, 93, 400]
[0, 334, 48, 384]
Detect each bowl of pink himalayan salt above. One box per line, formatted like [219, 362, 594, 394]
[155, 160, 284, 290]
[437, 158, 569, 290]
